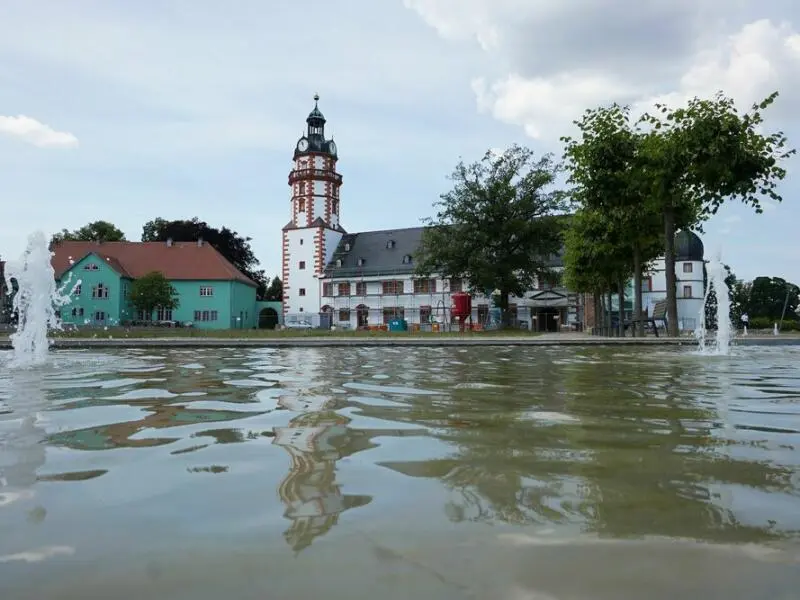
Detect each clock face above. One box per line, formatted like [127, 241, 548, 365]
[297, 138, 309, 152]
[328, 141, 337, 155]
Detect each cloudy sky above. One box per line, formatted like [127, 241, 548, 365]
[1, 0, 798, 284]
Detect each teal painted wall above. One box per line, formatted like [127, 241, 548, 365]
[229, 281, 258, 329]
[57, 260, 259, 330]
[58, 254, 124, 326]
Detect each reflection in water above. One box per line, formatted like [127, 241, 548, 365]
[0, 345, 799, 599]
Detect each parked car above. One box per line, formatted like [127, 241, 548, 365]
[284, 319, 313, 330]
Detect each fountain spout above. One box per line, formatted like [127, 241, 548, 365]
[695, 254, 733, 355]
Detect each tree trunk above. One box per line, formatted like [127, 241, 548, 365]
[617, 280, 625, 337]
[606, 290, 613, 336]
[663, 207, 679, 336]
[633, 245, 643, 338]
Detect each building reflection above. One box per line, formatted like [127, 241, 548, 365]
[272, 406, 372, 553]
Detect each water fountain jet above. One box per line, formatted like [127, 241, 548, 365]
[3, 231, 74, 368]
[695, 254, 733, 355]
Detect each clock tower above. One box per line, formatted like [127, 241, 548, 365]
[282, 94, 344, 321]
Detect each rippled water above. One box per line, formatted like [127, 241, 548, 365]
[1, 345, 800, 599]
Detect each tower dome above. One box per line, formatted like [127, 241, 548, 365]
[674, 230, 704, 261]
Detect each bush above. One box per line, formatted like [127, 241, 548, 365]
[747, 316, 798, 331]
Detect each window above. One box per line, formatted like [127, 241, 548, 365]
[386, 240, 395, 249]
[299, 261, 306, 270]
[156, 307, 173, 321]
[449, 278, 463, 293]
[382, 280, 404, 295]
[332, 199, 339, 214]
[299, 182, 306, 195]
[73, 284, 82, 296]
[298, 198, 306, 212]
[193, 310, 218, 322]
[338, 309, 350, 322]
[357, 258, 365, 266]
[337, 282, 351, 296]
[83, 263, 98, 271]
[413, 278, 436, 294]
[299, 288, 306, 296]
[323, 282, 334, 296]
[92, 283, 109, 299]
[420, 305, 432, 323]
[683, 262, 693, 273]
[71, 307, 84, 317]
[642, 277, 653, 292]
[200, 286, 213, 297]
[299, 238, 304, 245]
[138, 309, 150, 321]
[402, 254, 412, 264]
[335, 258, 342, 267]
[683, 285, 693, 298]
[94, 311, 106, 321]
[356, 282, 367, 296]
[344, 242, 351, 251]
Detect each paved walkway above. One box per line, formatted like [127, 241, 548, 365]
[1, 332, 796, 350]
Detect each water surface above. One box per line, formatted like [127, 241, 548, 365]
[1, 345, 800, 599]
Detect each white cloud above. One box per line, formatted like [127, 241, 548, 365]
[724, 215, 743, 224]
[0, 115, 78, 148]
[407, 0, 800, 143]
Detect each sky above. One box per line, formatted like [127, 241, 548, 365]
[1, 0, 799, 284]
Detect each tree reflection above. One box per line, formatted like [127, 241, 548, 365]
[374, 347, 799, 544]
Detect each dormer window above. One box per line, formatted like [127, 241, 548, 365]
[386, 240, 395, 249]
[402, 254, 412, 264]
[357, 258, 365, 266]
[344, 242, 351, 251]
[335, 259, 342, 267]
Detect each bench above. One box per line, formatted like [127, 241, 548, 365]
[624, 299, 667, 337]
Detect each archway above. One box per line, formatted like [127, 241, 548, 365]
[356, 304, 369, 328]
[258, 307, 279, 330]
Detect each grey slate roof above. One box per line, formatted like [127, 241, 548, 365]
[322, 226, 564, 279]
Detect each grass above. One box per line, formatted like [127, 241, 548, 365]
[0, 326, 548, 340]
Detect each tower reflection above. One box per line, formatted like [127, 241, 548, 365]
[272, 400, 372, 552]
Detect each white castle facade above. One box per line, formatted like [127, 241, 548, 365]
[281, 97, 707, 332]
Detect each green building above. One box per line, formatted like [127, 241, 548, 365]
[51, 240, 259, 329]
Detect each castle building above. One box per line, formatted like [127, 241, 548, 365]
[281, 96, 706, 333]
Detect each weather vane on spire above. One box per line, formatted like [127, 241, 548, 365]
[314, 93, 320, 104]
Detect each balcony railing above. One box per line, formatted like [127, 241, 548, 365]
[288, 168, 343, 185]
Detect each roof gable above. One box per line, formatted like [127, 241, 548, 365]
[51, 241, 257, 287]
[65, 252, 129, 278]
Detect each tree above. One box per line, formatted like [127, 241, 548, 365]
[141, 217, 267, 299]
[746, 276, 799, 321]
[561, 104, 663, 336]
[263, 276, 283, 301]
[637, 91, 794, 336]
[51, 220, 126, 246]
[414, 145, 570, 326]
[129, 271, 179, 321]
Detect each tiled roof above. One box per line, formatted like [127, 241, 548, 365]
[50, 241, 257, 287]
[322, 226, 565, 278]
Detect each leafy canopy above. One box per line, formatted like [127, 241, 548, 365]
[129, 271, 179, 319]
[51, 220, 126, 246]
[141, 217, 267, 298]
[415, 144, 570, 300]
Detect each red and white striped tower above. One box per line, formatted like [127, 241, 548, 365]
[282, 94, 344, 320]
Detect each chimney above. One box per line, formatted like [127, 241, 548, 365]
[166, 238, 173, 247]
[197, 237, 203, 247]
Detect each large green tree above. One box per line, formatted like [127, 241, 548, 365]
[637, 91, 794, 336]
[51, 220, 126, 246]
[141, 217, 267, 299]
[745, 276, 799, 321]
[129, 271, 179, 322]
[263, 276, 283, 302]
[415, 145, 570, 326]
[561, 104, 663, 336]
